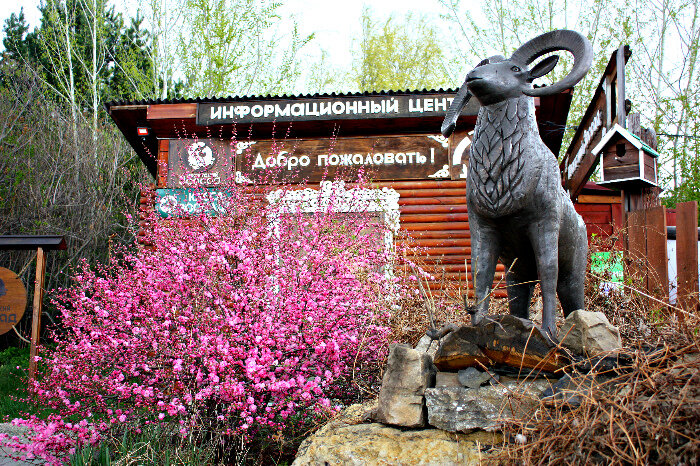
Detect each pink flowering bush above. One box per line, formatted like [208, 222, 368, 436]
[1, 178, 417, 464]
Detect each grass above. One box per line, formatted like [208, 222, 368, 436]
[69, 424, 220, 466]
[0, 346, 33, 421]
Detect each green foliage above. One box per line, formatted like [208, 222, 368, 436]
[0, 346, 29, 371]
[2, 8, 34, 61]
[0, 346, 30, 421]
[102, 14, 156, 102]
[1, 0, 157, 115]
[178, 0, 311, 97]
[353, 7, 451, 92]
[661, 144, 700, 216]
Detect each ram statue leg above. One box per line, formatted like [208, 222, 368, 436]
[506, 268, 535, 319]
[528, 222, 560, 340]
[557, 218, 588, 317]
[470, 218, 500, 325]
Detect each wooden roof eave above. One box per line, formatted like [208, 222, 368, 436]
[107, 104, 159, 177]
[591, 123, 661, 158]
[0, 235, 67, 250]
[107, 90, 572, 180]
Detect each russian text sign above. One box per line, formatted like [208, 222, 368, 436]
[197, 93, 480, 125]
[166, 135, 453, 187]
[236, 135, 451, 182]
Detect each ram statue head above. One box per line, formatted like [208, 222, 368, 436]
[442, 29, 593, 138]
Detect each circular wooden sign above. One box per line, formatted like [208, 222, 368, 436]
[0, 267, 27, 336]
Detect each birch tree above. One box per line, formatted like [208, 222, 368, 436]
[176, 0, 311, 97]
[631, 0, 700, 200]
[72, 0, 108, 139]
[138, 0, 184, 99]
[37, 0, 80, 137]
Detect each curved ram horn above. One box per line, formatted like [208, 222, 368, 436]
[441, 81, 472, 137]
[510, 29, 593, 97]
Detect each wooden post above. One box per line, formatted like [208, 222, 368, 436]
[157, 139, 169, 188]
[616, 45, 627, 129]
[626, 209, 648, 290]
[676, 201, 699, 317]
[28, 247, 46, 382]
[645, 206, 668, 301]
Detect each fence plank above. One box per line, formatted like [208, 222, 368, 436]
[626, 209, 648, 291]
[676, 201, 698, 313]
[645, 206, 669, 301]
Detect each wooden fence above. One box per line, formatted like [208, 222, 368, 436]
[625, 201, 699, 311]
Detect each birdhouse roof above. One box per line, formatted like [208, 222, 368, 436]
[591, 123, 660, 158]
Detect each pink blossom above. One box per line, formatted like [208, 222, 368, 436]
[3, 175, 433, 464]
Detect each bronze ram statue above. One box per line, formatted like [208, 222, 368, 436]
[441, 30, 592, 339]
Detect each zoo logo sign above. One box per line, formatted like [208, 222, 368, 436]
[0, 267, 27, 335]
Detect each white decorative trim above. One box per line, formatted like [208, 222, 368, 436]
[453, 134, 472, 166]
[459, 163, 467, 179]
[266, 182, 401, 276]
[235, 171, 253, 184]
[597, 176, 658, 187]
[267, 181, 401, 234]
[428, 165, 451, 179]
[591, 123, 660, 159]
[427, 135, 449, 148]
[235, 141, 257, 154]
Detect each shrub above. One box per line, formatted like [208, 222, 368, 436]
[1, 178, 412, 464]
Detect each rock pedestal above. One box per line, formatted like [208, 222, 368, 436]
[433, 315, 565, 372]
[293, 401, 500, 466]
[559, 310, 622, 356]
[425, 380, 550, 433]
[414, 334, 440, 359]
[373, 344, 435, 428]
[294, 312, 625, 465]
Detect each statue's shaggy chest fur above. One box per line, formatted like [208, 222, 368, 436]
[468, 97, 541, 216]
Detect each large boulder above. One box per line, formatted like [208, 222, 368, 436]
[414, 334, 440, 359]
[293, 402, 499, 466]
[425, 379, 551, 433]
[431, 327, 491, 370]
[373, 344, 435, 428]
[458, 367, 497, 388]
[559, 310, 622, 356]
[433, 315, 565, 372]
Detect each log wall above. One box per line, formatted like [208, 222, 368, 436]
[371, 180, 506, 298]
[139, 181, 623, 301]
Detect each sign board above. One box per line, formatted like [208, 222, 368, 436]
[0, 267, 27, 335]
[563, 45, 630, 199]
[237, 135, 451, 183]
[197, 93, 480, 126]
[166, 135, 455, 187]
[156, 188, 231, 217]
[167, 139, 236, 188]
[590, 251, 623, 282]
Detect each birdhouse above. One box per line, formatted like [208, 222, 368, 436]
[593, 123, 659, 188]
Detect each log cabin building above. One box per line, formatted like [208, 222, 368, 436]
[106, 87, 622, 299]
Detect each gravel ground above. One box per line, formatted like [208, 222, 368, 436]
[0, 424, 34, 466]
